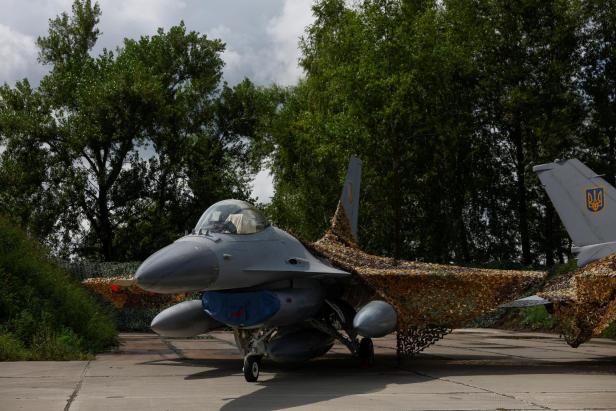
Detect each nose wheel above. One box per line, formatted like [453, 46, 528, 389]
[243, 354, 262, 382]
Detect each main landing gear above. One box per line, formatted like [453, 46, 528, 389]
[310, 300, 375, 367]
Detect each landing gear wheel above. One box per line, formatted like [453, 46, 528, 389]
[243, 355, 261, 382]
[328, 299, 356, 331]
[358, 337, 374, 367]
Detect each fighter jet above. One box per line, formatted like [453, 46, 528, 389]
[135, 156, 544, 382]
[135, 156, 395, 381]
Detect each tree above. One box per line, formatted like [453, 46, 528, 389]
[479, 0, 584, 264]
[268, 0, 495, 262]
[266, 0, 588, 266]
[580, 0, 616, 184]
[0, 0, 275, 260]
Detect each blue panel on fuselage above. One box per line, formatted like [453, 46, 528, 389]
[202, 290, 280, 327]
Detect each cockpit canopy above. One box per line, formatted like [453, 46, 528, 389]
[194, 200, 269, 235]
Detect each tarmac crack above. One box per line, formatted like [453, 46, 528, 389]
[410, 369, 553, 410]
[64, 359, 90, 411]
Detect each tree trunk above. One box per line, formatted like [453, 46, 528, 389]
[608, 132, 615, 186]
[392, 148, 402, 263]
[454, 150, 470, 262]
[544, 200, 555, 267]
[513, 123, 532, 265]
[97, 187, 114, 261]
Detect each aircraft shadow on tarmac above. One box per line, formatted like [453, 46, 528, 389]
[139, 352, 616, 411]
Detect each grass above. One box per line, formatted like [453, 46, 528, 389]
[600, 321, 616, 338]
[0, 216, 118, 360]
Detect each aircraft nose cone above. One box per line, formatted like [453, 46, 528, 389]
[135, 240, 219, 293]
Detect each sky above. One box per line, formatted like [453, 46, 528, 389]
[0, 0, 316, 202]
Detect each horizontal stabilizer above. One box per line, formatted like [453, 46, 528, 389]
[499, 295, 551, 309]
[572, 242, 616, 267]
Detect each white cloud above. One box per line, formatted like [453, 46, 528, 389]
[266, 0, 313, 85]
[108, 0, 186, 25]
[94, 0, 187, 54]
[200, 0, 314, 86]
[251, 168, 275, 203]
[99, 0, 186, 31]
[0, 24, 38, 84]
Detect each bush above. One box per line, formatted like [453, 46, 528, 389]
[0, 216, 117, 360]
[117, 308, 162, 332]
[519, 306, 557, 330]
[601, 321, 616, 339]
[0, 332, 29, 360]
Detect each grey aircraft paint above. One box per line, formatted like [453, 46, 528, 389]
[151, 300, 223, 338]
[135, 240, 219, 293]
[340, 155, 362, 241]
[353, 300, 397, 338]
[534, 159, 616, 266]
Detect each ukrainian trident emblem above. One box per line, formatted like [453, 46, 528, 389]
[586, 187, 605, 212]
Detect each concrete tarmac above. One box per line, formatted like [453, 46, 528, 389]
[1, 329, 615, 410]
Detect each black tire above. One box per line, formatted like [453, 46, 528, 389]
[243, 355, 260, 382]
[358, 337, 374, 367]
[328, 299, 356, 331]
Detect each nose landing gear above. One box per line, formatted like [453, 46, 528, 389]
[235, 328, 273, 382]
[243, 354, 262, 382]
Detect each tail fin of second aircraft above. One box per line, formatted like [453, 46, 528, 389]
[331, 155, 362, 243]
[534, 159, 616, 266]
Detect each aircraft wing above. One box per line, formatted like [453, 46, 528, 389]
[306, 231, 547, 330]
[499, 295, 551, 308]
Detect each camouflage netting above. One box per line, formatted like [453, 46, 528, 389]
[82, 277, 191, 331]
[307, 202, 616, 352]
[82, 277, 184, 309]
[396, 326, 451, 359]
[303, 202, 546, 355]
[538, 254, 616, 347]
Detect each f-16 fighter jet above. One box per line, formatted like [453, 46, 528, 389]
[135, 157, 546, 382]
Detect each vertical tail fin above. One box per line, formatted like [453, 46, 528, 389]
[331, 155, 362, 243]
[534, 159, 616, 265]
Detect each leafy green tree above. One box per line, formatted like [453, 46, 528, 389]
[266, 0, 588, 266]
[0, 0, 277, 260]
[579, 0, 616, 183]
[268, 0, 495, 262]
[0, 81, 63, 244]
[479, 0, 584, 264]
